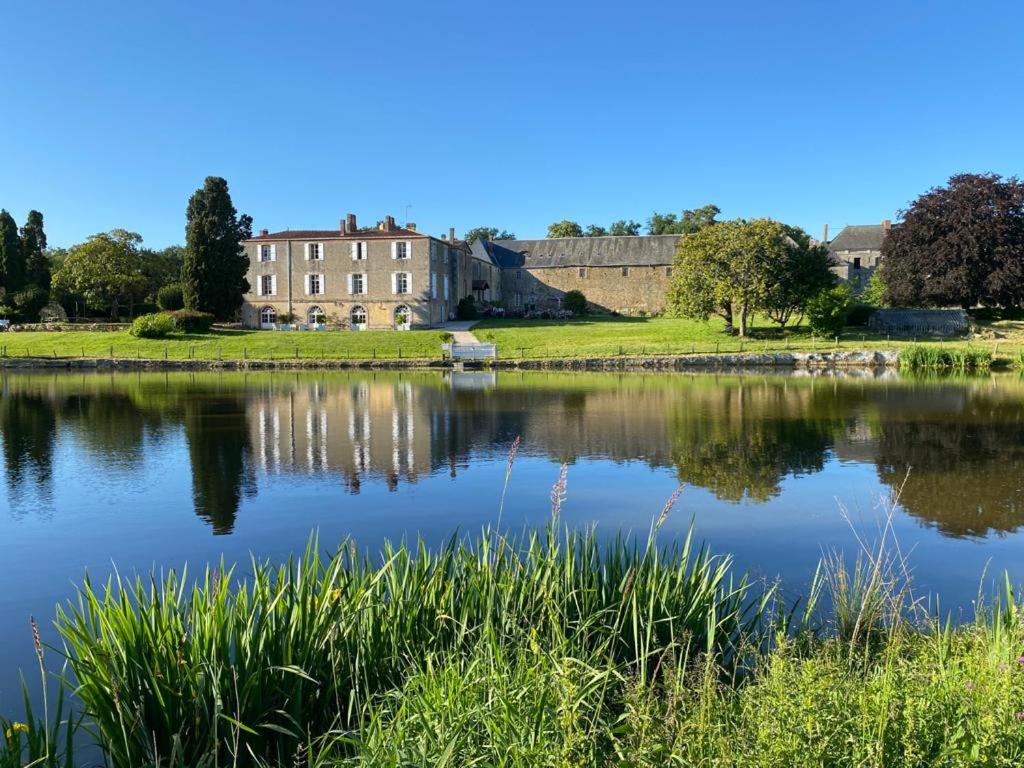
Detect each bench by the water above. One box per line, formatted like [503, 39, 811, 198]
[442, 342, 497, 360]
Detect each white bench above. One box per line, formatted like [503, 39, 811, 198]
[442, 342, 497, 360]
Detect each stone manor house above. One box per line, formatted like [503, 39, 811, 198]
[242, 213, 887, 329]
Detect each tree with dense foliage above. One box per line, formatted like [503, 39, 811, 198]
[583, 224, 608, 237]
[806, 284, 853, 336]
[546, 220, 584, 238]
[861, 269, 888, 308]
[648, 204, 721, 235]
[609, 219, 642, 236]
[20, 210, 50, 290]
[0, 209, 24, 294]
[563, 289, 588, 315]
[762, 226, 836, 328]
[51, 230, 147, 319]
[141, 245, 185, 302]
[182, 177, 252, 319]
[667, 219, 790, 336]
[157, 283, 185, 311]
[882, 173, 1024, 308]
[463, 227, 515, 244]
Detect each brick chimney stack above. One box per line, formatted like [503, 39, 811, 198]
[346, 213, 357, 233]
[882, 219, 892, 231]
[259, 228, 269, 237]
[449, 226, 456, 242]
[407, 222, 417, 231]
[383, 215, 396, 232]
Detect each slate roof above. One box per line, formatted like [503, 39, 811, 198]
[828, 224, 887, 253]
[248, 227, 428, 242]
[472, 235, 681, 269]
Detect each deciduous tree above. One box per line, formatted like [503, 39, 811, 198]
[182, 177, 252, 319]
[546, 220, 584, 238]
[463, 227, 515, 244]
[648, 204, 720, 235]
[583, 224, 608, 237]
[51, 230, 147, 319]
[762, 226, 836, 328]
[608, 219, 642, 236]
[882, 173, 1024, 308]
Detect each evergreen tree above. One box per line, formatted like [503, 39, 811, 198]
[182, 177, 252, 319]
[20, 210, 50, 289]
[0, 209, 25, 293]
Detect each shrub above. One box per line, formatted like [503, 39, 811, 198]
[806, 285, 853, 337]
[846, 302, 875, 327]
[168, 309, 214, 333]
[129, 312, 177, 338]
[11, 285, 49, 322]
[456, 296, 478, 320]
[156, 283, 184, 311]
[563, 289, 588, 316]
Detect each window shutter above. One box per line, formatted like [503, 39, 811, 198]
[347, 274, 353, 295]
[255, 277, 262, 296]
[391, 272, 397, 293]
[391, 242, 397, 260]
[362, 273, 368, 294]
[319, 243, 325, 260]
[319, 274, 325, 294]
[304, 275, 310, 295]
[431, 273, 437, 299]
[304, 243, 310, 261]
[351, 242, 358, 260]
[406, 241, 413, 259]
[444, 278, 449, 300]
[271, 275, 277, 295]
[270, 244, 277, 262]
[406, 272, 412, 293]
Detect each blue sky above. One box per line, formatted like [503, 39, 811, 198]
[1, 0, 1021, 248]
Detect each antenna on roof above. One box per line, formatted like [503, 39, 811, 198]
[404, 204, 413, 225]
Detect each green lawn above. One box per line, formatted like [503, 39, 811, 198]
[0, 328, 446, 361]
[474, 315, 1024, 362]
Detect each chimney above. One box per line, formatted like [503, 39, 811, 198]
[449, 226, 456, 243]
[383, 215, 396, 232]
[339, 218, 346, 234]
[259, 228, 269, 237]
[407, 222, 417, 231]
[882, 219, 892, 232]
[346, 213, 357, 233]
[822, 224, 829, 243]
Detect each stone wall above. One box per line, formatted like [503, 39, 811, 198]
[500, 264, 673, 314]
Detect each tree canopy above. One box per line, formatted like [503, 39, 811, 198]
[762, 226, 836, 328]
[608, 219, 642, 236]
[882, 173, 1024, 308]
[546, 220, 584, 238]
[0, 209, 24, 294]
[51, 230, 148, 318]
[182, 177, 252, 319]
[648, 204, 721, 235]
[20, 210, 50, 290]
[667, 218, 805, 336]
[463, 227, 515, 244]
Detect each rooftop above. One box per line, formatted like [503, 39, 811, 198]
[828, 224, 889, 253]
[472, 234, 682, 269]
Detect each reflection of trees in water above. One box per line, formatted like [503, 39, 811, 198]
[183, 395, 256, 535]
[667, 382, 839, 503]
[875, 393, 1024, 537]
[0, 392, 57, 495]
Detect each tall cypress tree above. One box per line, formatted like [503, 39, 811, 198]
[20, 210, 50, 289]
[0, 209, 25, 295]
[182, 177, 252, 319]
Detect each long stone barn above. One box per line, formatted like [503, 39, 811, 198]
[472, 235, 681, 315]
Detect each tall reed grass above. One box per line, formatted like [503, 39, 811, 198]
[899, 345, 992, 372]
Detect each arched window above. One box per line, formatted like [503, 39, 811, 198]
[260, 306, 277, 328]
[307, 305, 325, 326]
[350, 305, 367, 330]
[393, 304, 411, 330]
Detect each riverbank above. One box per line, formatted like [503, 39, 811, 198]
[5, 521, 1024, 767]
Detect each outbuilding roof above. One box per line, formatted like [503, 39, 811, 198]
[828, 224, 887, 253]
[472, 235, 681, 269]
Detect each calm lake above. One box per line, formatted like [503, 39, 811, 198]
[2, 368, 1024, 712]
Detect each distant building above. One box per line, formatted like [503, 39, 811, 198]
[472, 235, 681, 315]
[242, 214, 491, 330]
[828, 220, 891, 293]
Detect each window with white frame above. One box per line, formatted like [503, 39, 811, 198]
[349, 273, 366, 295]
[260, 244, 273, 262]
[308, 243, 322, 260]
[307, 305, 325, 325]
[260, 274, 274, 296]
[394, 241, 409, 259]
[393, 272, 410, 294]
[350, 305, 367, 327]
[308, 274, 323, 295]
[260, 306, 277, 326]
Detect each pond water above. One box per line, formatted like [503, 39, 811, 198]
[2, 368, 1024, 712]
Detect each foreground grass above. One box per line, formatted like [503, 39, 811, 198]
[7, 511, 1024, 766]
[0, 328, 446, 361]
[474, 316, 1024, 363]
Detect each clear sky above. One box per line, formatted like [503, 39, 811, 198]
[1, 0, 1021, 248]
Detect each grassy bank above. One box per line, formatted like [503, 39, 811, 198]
[6, 512, 1024, 765]
[474, 316, 1024, 363]
[0, 328, 446, 361]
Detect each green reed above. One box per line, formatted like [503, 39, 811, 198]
[899, 345, 993, 372]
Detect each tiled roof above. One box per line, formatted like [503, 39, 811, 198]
[472, 235, 681, 269]
[247, 227, 429, 242]
[828, 224, 887, 253]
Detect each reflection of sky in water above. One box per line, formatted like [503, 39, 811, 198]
[1, 369, 1024, 716]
